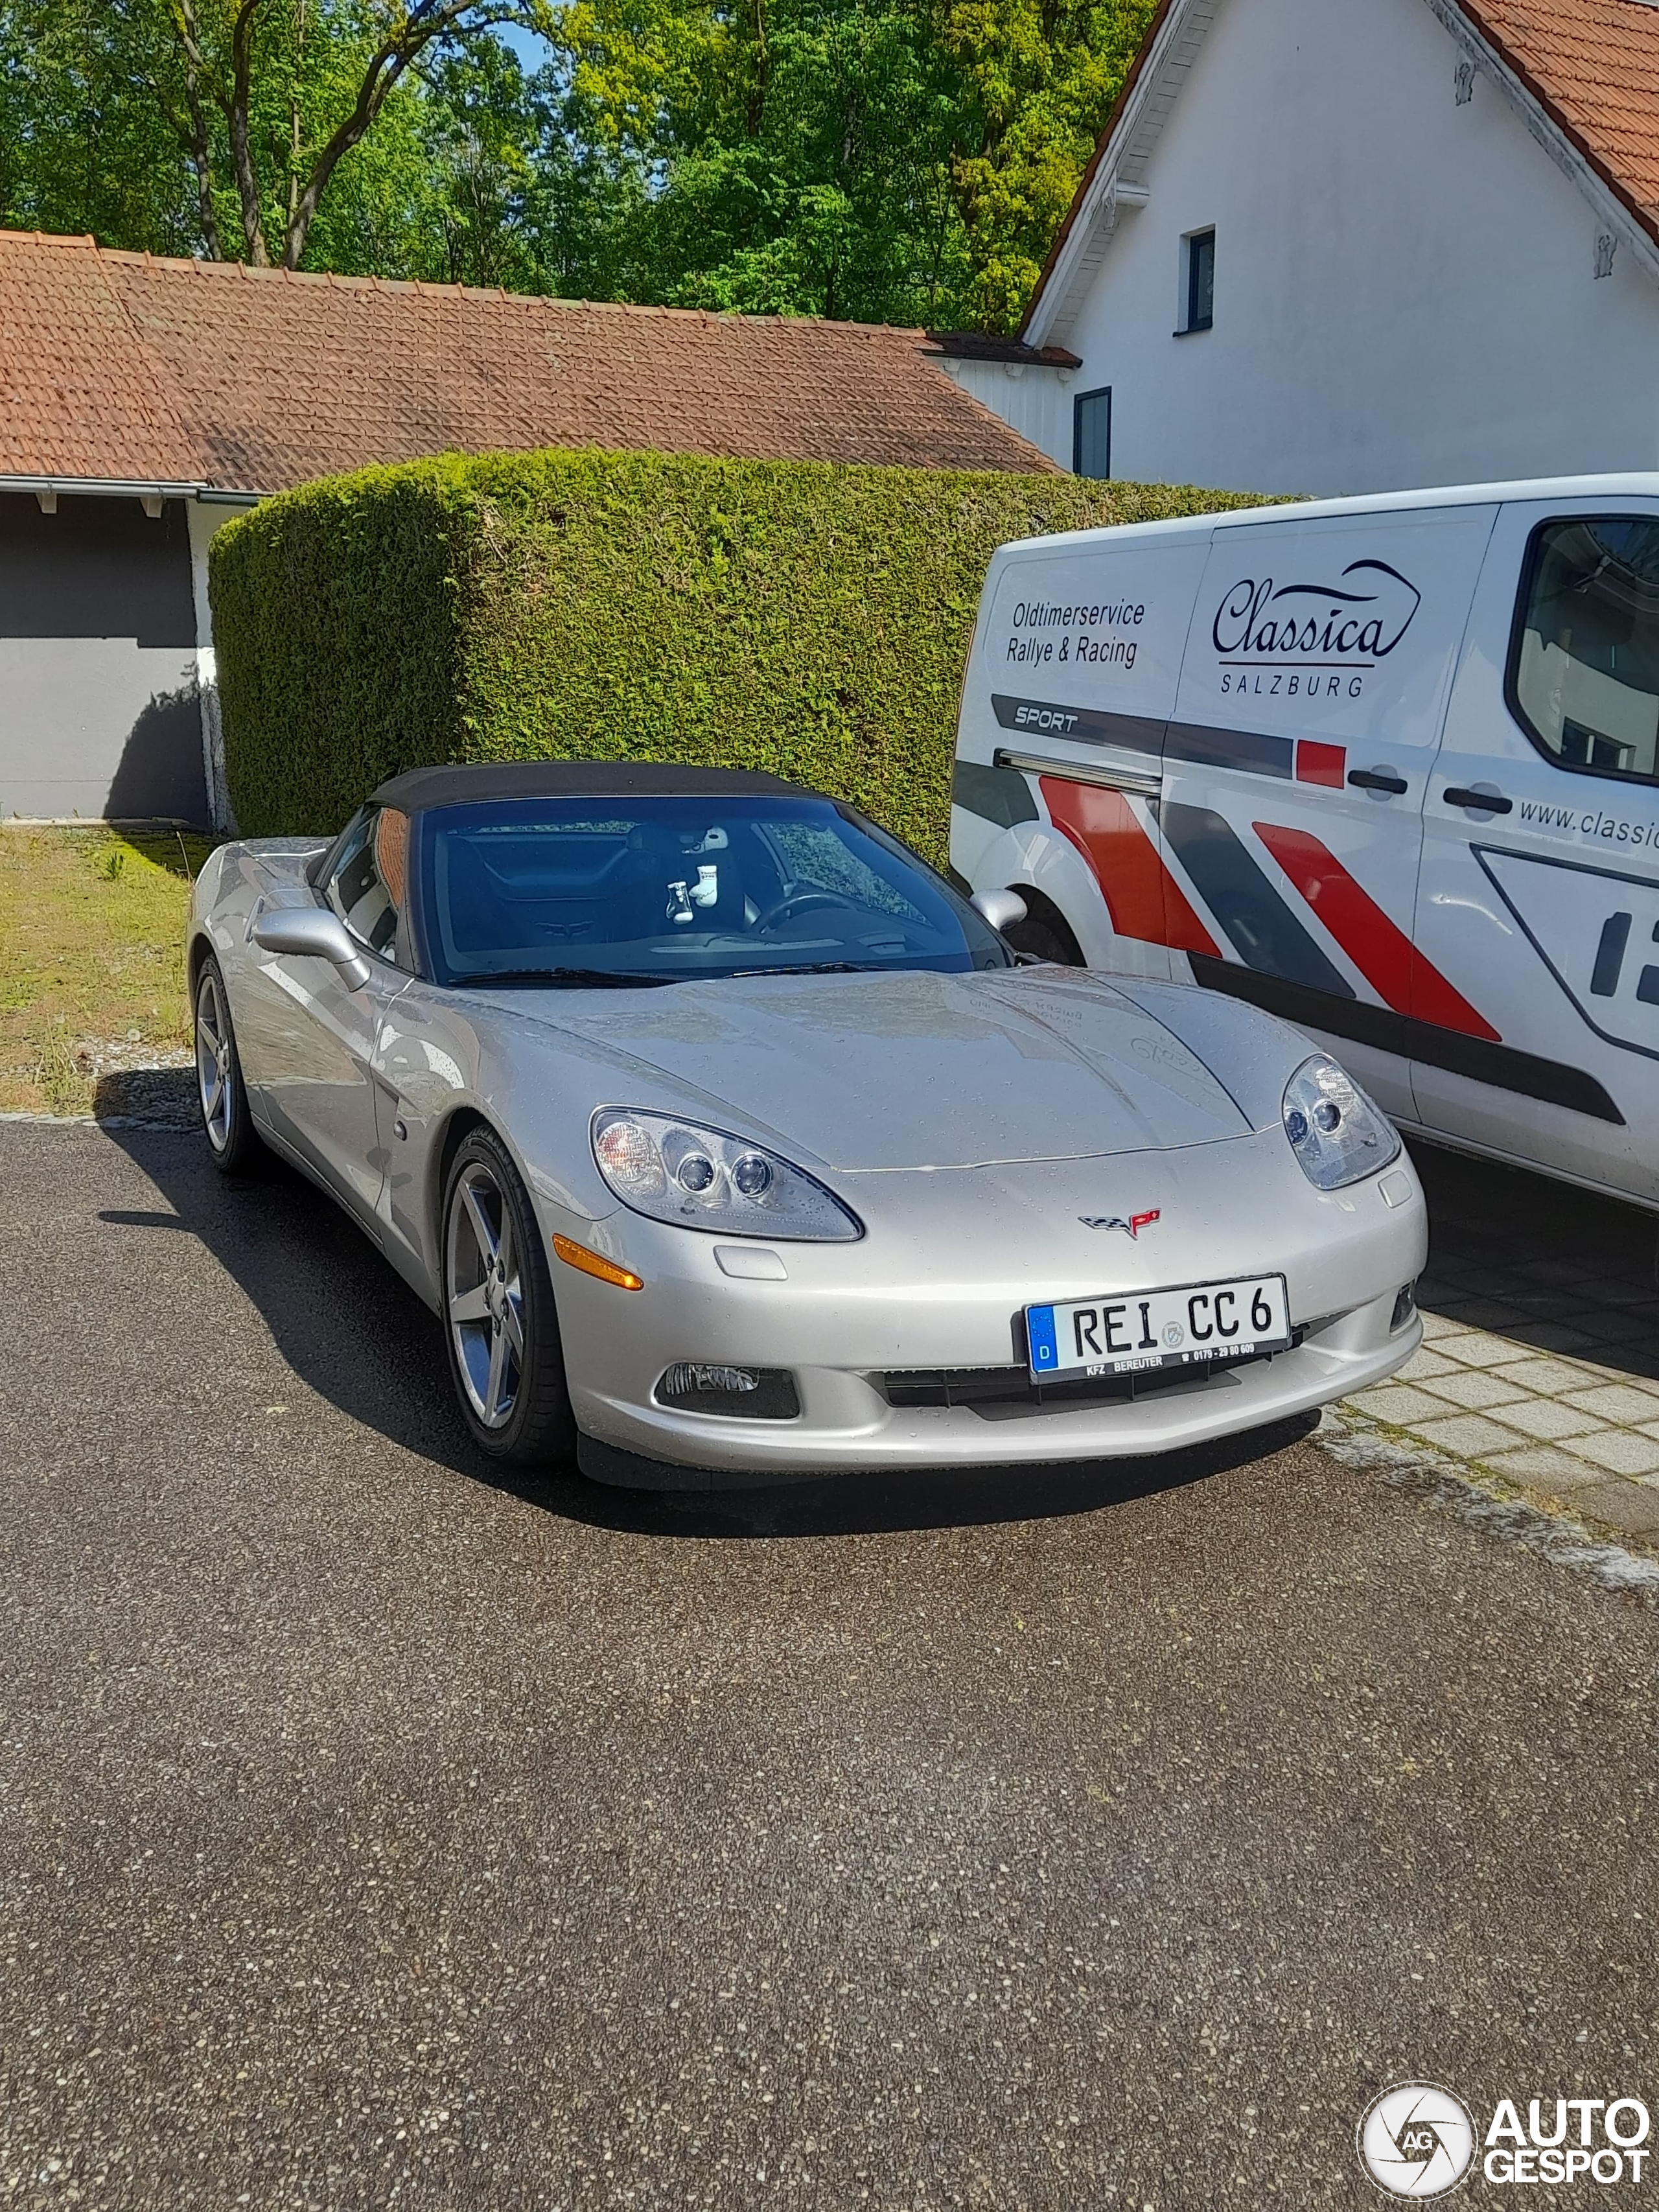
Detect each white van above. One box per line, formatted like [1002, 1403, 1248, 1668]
[951, 476, 1659, 1214]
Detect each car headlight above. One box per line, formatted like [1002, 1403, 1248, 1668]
[590, 1109, 864, 1241]
[1281, 1054, 1400, 1191]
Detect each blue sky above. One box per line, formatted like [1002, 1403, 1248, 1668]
[493, 25, 553, 69]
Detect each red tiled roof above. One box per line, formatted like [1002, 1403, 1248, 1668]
[0, 234, 202, 482]
[0, 230, 1058, 490]
[1456, 0, 1659, 244]
[1024, 0, 1659, 336]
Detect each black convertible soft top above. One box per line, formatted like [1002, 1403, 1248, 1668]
[371, 759, 811, 815]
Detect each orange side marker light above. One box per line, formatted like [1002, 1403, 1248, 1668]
[552, 1233, 645, 1291]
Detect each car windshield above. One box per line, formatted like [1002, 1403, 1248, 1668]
[414, 793, 1013, 986]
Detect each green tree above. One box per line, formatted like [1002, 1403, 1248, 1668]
[408, 38, 646, 294]
[556, 0, 967, 321]
[938, 0, 1155, 328]
[0, 1, 558, 271]
[0, 3, 198, 255]
[0, 0, 1157, 329]
[163, 0, 559, 269]
[414, 36, 540, 284]
[550, 0, 1155, 328]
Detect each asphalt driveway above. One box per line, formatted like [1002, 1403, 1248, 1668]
[2, 1119, 1658, 2211]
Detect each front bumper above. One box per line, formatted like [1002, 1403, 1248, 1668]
[546, 1130, 1428, 1487]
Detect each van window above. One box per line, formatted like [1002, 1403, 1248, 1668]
[1511, 518, 1659, 784]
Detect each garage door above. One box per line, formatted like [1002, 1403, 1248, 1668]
[0, 493, 205, 822]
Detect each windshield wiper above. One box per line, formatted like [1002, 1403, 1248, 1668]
[460, 959, 896, 988]
[456, 966, 677, 989]
[728, 960, 890, 977]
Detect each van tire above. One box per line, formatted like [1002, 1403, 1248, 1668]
[1003, 891, 1085, 967]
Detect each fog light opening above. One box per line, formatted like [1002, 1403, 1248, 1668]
[1390, 1281, 1417, 1331]
[654, 1364, 801, 1419]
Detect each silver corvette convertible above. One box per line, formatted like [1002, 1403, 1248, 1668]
[187, 761, 1426, 1488]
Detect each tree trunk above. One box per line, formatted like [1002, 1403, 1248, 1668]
[288, 0, 308, 230]
[227, 0, 272, 265]
[746, 0, 769, 141]
[168, 0, 226, 259]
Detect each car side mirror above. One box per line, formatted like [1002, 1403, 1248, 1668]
[970, 886, 1028, 933]
[253, 904, 373, 989]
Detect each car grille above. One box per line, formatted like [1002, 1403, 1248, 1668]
[879, 1335, 1303, 1412]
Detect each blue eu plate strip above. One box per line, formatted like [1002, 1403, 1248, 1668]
[1027, 1305, 1058, 1373]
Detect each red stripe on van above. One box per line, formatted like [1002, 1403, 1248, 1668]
[1295, 740, 1346, 789]
[1042, 778, 1219, 955]
[1253, 822, 1501, 1041]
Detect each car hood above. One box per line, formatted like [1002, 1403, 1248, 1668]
[533, 968, 1255, 1170]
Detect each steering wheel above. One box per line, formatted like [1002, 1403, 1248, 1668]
[752, 888, 862, 933]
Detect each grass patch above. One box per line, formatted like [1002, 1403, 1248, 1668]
[0, 827, 216, 1116]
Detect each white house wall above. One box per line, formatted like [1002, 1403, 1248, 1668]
[1018, 0, 1659, 496]
[934, 358, 1079, 467]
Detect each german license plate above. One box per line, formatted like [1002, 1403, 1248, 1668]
[1025, 1274, 1292, 1382]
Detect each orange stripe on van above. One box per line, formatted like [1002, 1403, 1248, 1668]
[1041, 778, 1219, 955]
[1253, 822, 1501, 1042]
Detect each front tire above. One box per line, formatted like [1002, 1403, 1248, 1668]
[442, 1128, 576, 1470]
[1003, 900, 1085, 966]
[194, 955, 264, 1174]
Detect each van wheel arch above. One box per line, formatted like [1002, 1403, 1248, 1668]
[1002, 887, 1085, 967]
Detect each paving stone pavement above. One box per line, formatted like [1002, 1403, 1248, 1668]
[1337, 1141, 1659, 1543]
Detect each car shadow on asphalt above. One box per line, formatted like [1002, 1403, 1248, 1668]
[94, 1101, 1312, 1541]
[1409, 1139, 1659, 1382]
[539, 1413, 1323, 1539]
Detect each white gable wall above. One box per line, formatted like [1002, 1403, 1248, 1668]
[1011, 0, 1659, 496]
[934, 358, 1080, 466]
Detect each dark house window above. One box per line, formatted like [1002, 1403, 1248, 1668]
[1073, 386, 1112, 479]
[1182, 229, 1214, 332]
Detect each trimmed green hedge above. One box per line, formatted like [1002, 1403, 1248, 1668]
[211, 447, 1262, 865]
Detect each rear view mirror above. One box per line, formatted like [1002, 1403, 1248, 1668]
[970, 887, 1028, 934]
[253, 905, 373, 989]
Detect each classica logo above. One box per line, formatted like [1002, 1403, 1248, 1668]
[1211, 557, 1422, 665]
[1358, 2084, 1477, 2199]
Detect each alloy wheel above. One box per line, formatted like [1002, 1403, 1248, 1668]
[446, 1162, 526, 1429]
[195, 970, 235, 1154]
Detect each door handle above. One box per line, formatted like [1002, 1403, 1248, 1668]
[1347, 769, 1408, 795]
[1443, 786, 1513, 815]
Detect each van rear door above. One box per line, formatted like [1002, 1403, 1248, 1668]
[1411, 498, 1659, 1205]
[1158, 502, 1498, 1121]
[949, 524, 1211, 976]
